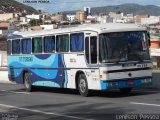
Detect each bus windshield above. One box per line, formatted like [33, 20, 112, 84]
[99, 31, 150, 63]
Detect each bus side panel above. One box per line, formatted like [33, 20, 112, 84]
[63, 54, 88, 89]
[63, 54, 102, 90]
[8, 67, 24, 84]
[8, 56, 24, 84]
[30, 54, 68, 88]
[8, 54, 68, 88]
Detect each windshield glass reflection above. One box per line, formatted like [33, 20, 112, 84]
[99, 31, 150, 63]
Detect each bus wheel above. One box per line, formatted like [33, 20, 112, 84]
[24, 72, 33, 92]
[78, 74, 89, 97]
[120, 88, 132, 94]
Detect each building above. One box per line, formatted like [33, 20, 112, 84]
[20, 17, 28, 25]
[76, 11, 86, 23]
[0, 22, 17, 37]
[109, 12, 123, 19]
[96, 15, 107, 23]
[51, 13, 67, 23]
[30, 26, 43, 31]
[40, 24, 56, 30]
[26, 14, 44, 23]
[26, 14, 41, 20]
[135, 15, 149, 24]
[43, 19, 52, 24]
[109, 12, 124, 23]
[66, 14, 76, 22]
[122, 14, 134, 23]
[85, 16, 96, 24]
[0, 38, 7, 51]
[141, 16, 160, 25]
[149, 25, 160, 34]
[150, 33, 160, 67]
[84, 7, 91, 16]
[0, 37, 7, 67]
[0, 51, 7, 67]
[0, 13, 14, 21]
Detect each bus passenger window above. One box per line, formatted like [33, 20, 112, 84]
[70, 33, 84, 52]
[12, 39, 20, 54]
[90, 36, 97, 64]
[32, 37, 42, 53]
[56, 35, 69, 52]
[7, 40, 11, 55]
[22, 38, 31, 54]
[44, 36, 55, 53]
[85, 37, 89, 63]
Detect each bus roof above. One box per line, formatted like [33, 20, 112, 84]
[7, 23, 146, 40]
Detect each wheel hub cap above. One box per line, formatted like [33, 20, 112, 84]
[79, 79, 86, 93]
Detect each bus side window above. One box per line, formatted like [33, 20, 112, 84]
[12, 39, 20, 54]
[90, 36, 97, 64]
[44, 36, 55, 53]
[22, 38, 31, 54]
[56, 34, 69, 52]
[32, 37, 42, 53]
[7, 40, 11, 55]
[70, 33, 84, 52]
[85, 37, 89, 63]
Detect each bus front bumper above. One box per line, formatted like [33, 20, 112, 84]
[100, 78, 152, 90]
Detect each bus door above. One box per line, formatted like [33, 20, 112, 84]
[85, 33, 100, 89]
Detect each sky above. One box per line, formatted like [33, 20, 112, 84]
[16, 0, 160, 13]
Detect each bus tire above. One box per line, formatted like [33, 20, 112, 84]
[78, 74, 90, 97]
[24, 72, 34, 92]
[120, 88, 132, 94]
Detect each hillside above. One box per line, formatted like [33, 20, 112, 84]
[91, 4, 160, 16]
[0, 0, 38, 14]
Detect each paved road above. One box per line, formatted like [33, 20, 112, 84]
[0, 84, 160, 120]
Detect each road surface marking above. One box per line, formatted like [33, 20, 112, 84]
[0, 90, 30, 95]
[130, 102, 160, 107]
[0, 104, 94, 120]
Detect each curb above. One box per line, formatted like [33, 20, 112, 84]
[0, 81, 15, 84]
[0, 68, 7, 71]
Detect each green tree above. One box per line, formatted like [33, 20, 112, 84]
[70, 21, 81, 25]
[29, 19, 42, 26]
[61, 22, 69, 25]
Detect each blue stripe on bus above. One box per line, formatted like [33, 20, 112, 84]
[8, 54, 68, 88]
[32, 81, 60, 88]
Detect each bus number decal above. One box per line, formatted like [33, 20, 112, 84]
[19, 57, 33, 62]
[137, 64, 147, 68]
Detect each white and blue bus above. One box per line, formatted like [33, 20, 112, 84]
[7, 23, 152, 96]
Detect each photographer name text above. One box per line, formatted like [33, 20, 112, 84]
[23, 0, 50, 3]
